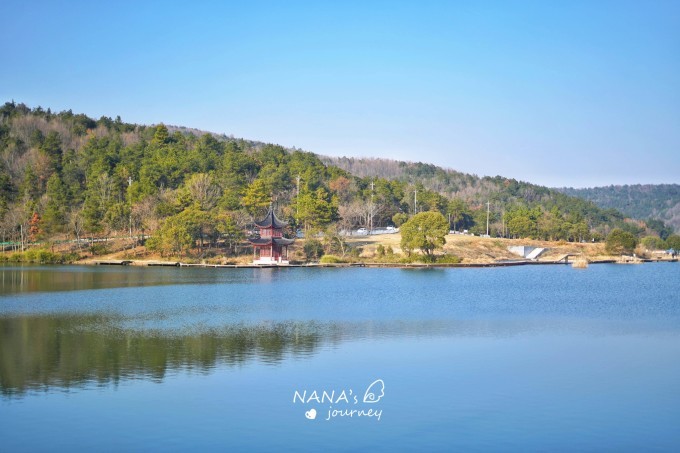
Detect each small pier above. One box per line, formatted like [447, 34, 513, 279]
[93, 260, 132, 266]
[554, 254, 577, 264]
[145, 261, 180, 267]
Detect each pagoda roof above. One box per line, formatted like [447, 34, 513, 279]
[254, 206, 288, 229]
[248, 237, 295, 246]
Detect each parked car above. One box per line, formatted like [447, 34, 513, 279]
[356, 228, 368, 235]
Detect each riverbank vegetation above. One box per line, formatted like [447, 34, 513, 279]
[0, 102, 676, 263]
[0, 248, 79, 264]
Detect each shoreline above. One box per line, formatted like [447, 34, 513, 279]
[76, 257, 677, 269]
[5, 233, 676, 269]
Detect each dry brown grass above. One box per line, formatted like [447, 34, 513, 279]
[345, 233, 608, 263]
[571, 256, 589, 269]
[344, 233, 404, 257]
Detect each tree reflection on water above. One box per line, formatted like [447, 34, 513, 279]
[0, 315, 326, 396]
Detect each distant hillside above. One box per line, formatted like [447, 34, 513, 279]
[318, 155, 606, 216]
[558, 185, 680, 233]
[317, 156, 488, 198]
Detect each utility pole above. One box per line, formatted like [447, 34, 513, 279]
[296, 174, 301, 218]
[414, 189, 417, 215]
[486, 200, 490, 237]
[128, 176, 133, 245]
[370, 180, 375, 234]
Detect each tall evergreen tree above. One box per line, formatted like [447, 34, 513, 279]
[43, 174, 68, 233]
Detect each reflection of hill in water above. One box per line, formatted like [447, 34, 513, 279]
[0, 313, 522, 396]
[0, 316, 326, 396]
[3, 312, 669, 396]
[0, 265, 236, 294]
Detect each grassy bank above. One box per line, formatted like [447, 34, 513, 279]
[0, 249, 81, 264]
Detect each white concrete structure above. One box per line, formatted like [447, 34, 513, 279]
[508, 246, 547, 260]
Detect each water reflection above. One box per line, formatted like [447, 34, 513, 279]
[0, 314, 487, 396]
[0, 315, 327, 396]
[3, 264, 680, 398]
[4, 313, 676, 397]
[0, 265, 254, 294]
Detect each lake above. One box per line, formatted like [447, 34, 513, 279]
[1, 263, 679, 451]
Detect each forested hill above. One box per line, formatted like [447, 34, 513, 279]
[0, 102, 672, 255]
[319, 155, 676, 237]
[557, 185, 680, 233]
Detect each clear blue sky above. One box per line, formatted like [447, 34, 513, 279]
[1, 1, 678, 188]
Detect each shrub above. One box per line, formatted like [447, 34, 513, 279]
[35, 249, 55, 263]
[400, 253, 435, 264]
[89, 244, 110, 256]
[9, 253, 23, 262]
[61, 252, 80, 263]
[320, 255, 345, 264]
[24, 249, 37, 262]
[1, 249, 79, 264]
[303, 239, 324, 261]
[437, 254, 461, 264]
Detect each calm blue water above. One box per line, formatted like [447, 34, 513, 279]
[1, 263, 679, 451]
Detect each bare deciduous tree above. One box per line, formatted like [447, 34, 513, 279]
[94, 173, 115, 206]
[187, 173, 221, 210]
[68, 208, 85, 250]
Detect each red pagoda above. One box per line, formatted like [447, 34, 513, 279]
[248, 205, 295, 265]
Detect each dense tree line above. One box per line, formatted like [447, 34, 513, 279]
[0, 102, 672, 257]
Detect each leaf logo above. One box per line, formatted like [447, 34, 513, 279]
[363, 379, 385, 404]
